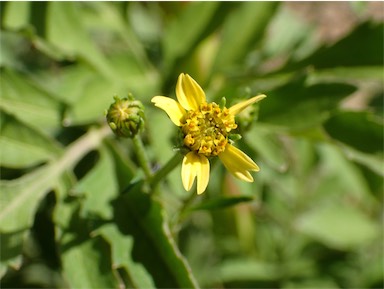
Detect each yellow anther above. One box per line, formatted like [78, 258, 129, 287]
[181, 102, 236, 157]
[184, 134, 195, 146]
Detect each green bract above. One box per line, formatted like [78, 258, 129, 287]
[106, 96, 145, 138]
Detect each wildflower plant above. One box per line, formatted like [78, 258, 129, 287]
[152, 73, 266, 194]
[1, 2, 382, 289]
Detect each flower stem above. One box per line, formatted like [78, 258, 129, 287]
[150, 152, 183, 189]
[132, 134, 153, 181]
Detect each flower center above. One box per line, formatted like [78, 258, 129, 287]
[181, 102, 237, 157]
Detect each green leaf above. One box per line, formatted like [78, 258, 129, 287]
[162, 2, 221, 70]
[219, 259, 280, 282]
[105, 141, 136, 191]
[258, 76, 357, 130]
[0, 70, 64, 133]
[112, 182, 199, 288]
[96, 224, 155, 289]
[0, 166, 55, 233]
[283, 278, 339, 289]
[290, 21, 384, 69]
[0, 32, 29, 70]
[0, 112, 62, 168]
[296, 204, 379, 249]
[46, 2, 117, 81]
[2, 2, 31, 30]
[61, 235, 118, 288]
[0, 230, 25, 278]
[309, 66, 384, 82]
[73, 146, 118, 220]
[246, 126, 288, 172]
[341, 146, 384, 177]
[0, 126, 111, 233]
[263, 4, 318, 61]
[324, 111, 383, 154]
[65, 78, 121, 126]
[213, 2, 278, 72]
[42, 54, 157, 126]
[316, 143, 374, 202]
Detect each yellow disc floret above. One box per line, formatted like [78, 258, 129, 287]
[181, 102, 237, 157]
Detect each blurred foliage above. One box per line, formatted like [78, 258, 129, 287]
[0, 2, 383, 289]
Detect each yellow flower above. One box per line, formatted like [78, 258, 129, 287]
[152, 73, 266, 195]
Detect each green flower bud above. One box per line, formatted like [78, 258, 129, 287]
[106, 95, 145, 138]
[229, 133, 242, 143]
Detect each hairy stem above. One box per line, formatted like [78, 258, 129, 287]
[150, 152, 183, 189]
[132, 134, 153, 181]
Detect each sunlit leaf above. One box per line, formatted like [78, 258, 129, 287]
[72, 146, 118, 220]
[296, 205, 379, 249]
[0, 112, 62, 168]
[112, 181, 199, 288]
[46, 2, 117, 81]
[0, 70, 64, 133]
[0, 126, 111, 233]
[61, 235, 118, 288]
[219, 259, 280, 282]
[2, 2, 30, 30]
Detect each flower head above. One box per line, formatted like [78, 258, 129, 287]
[106, 95, 145, 138]
[152, 73, 266, 194]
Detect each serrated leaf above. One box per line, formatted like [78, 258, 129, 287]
[0, 126, 111, 233]
[112, 181, 199, 288]
[96, 224, 155, 289]
[58, 196, 118, 288]
[61, 235, 118, 288]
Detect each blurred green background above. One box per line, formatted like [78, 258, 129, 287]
[0, 2, 383, 288]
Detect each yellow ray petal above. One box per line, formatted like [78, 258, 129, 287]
[228, 94, 266, 116]
[151, 96, 186, 126]
[182, 152, 197, 191]
[176, 73, 206, 111]
[181, 152, 210, 194]
[196, 154, 210, 195]
[219, 144, 259, 182]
